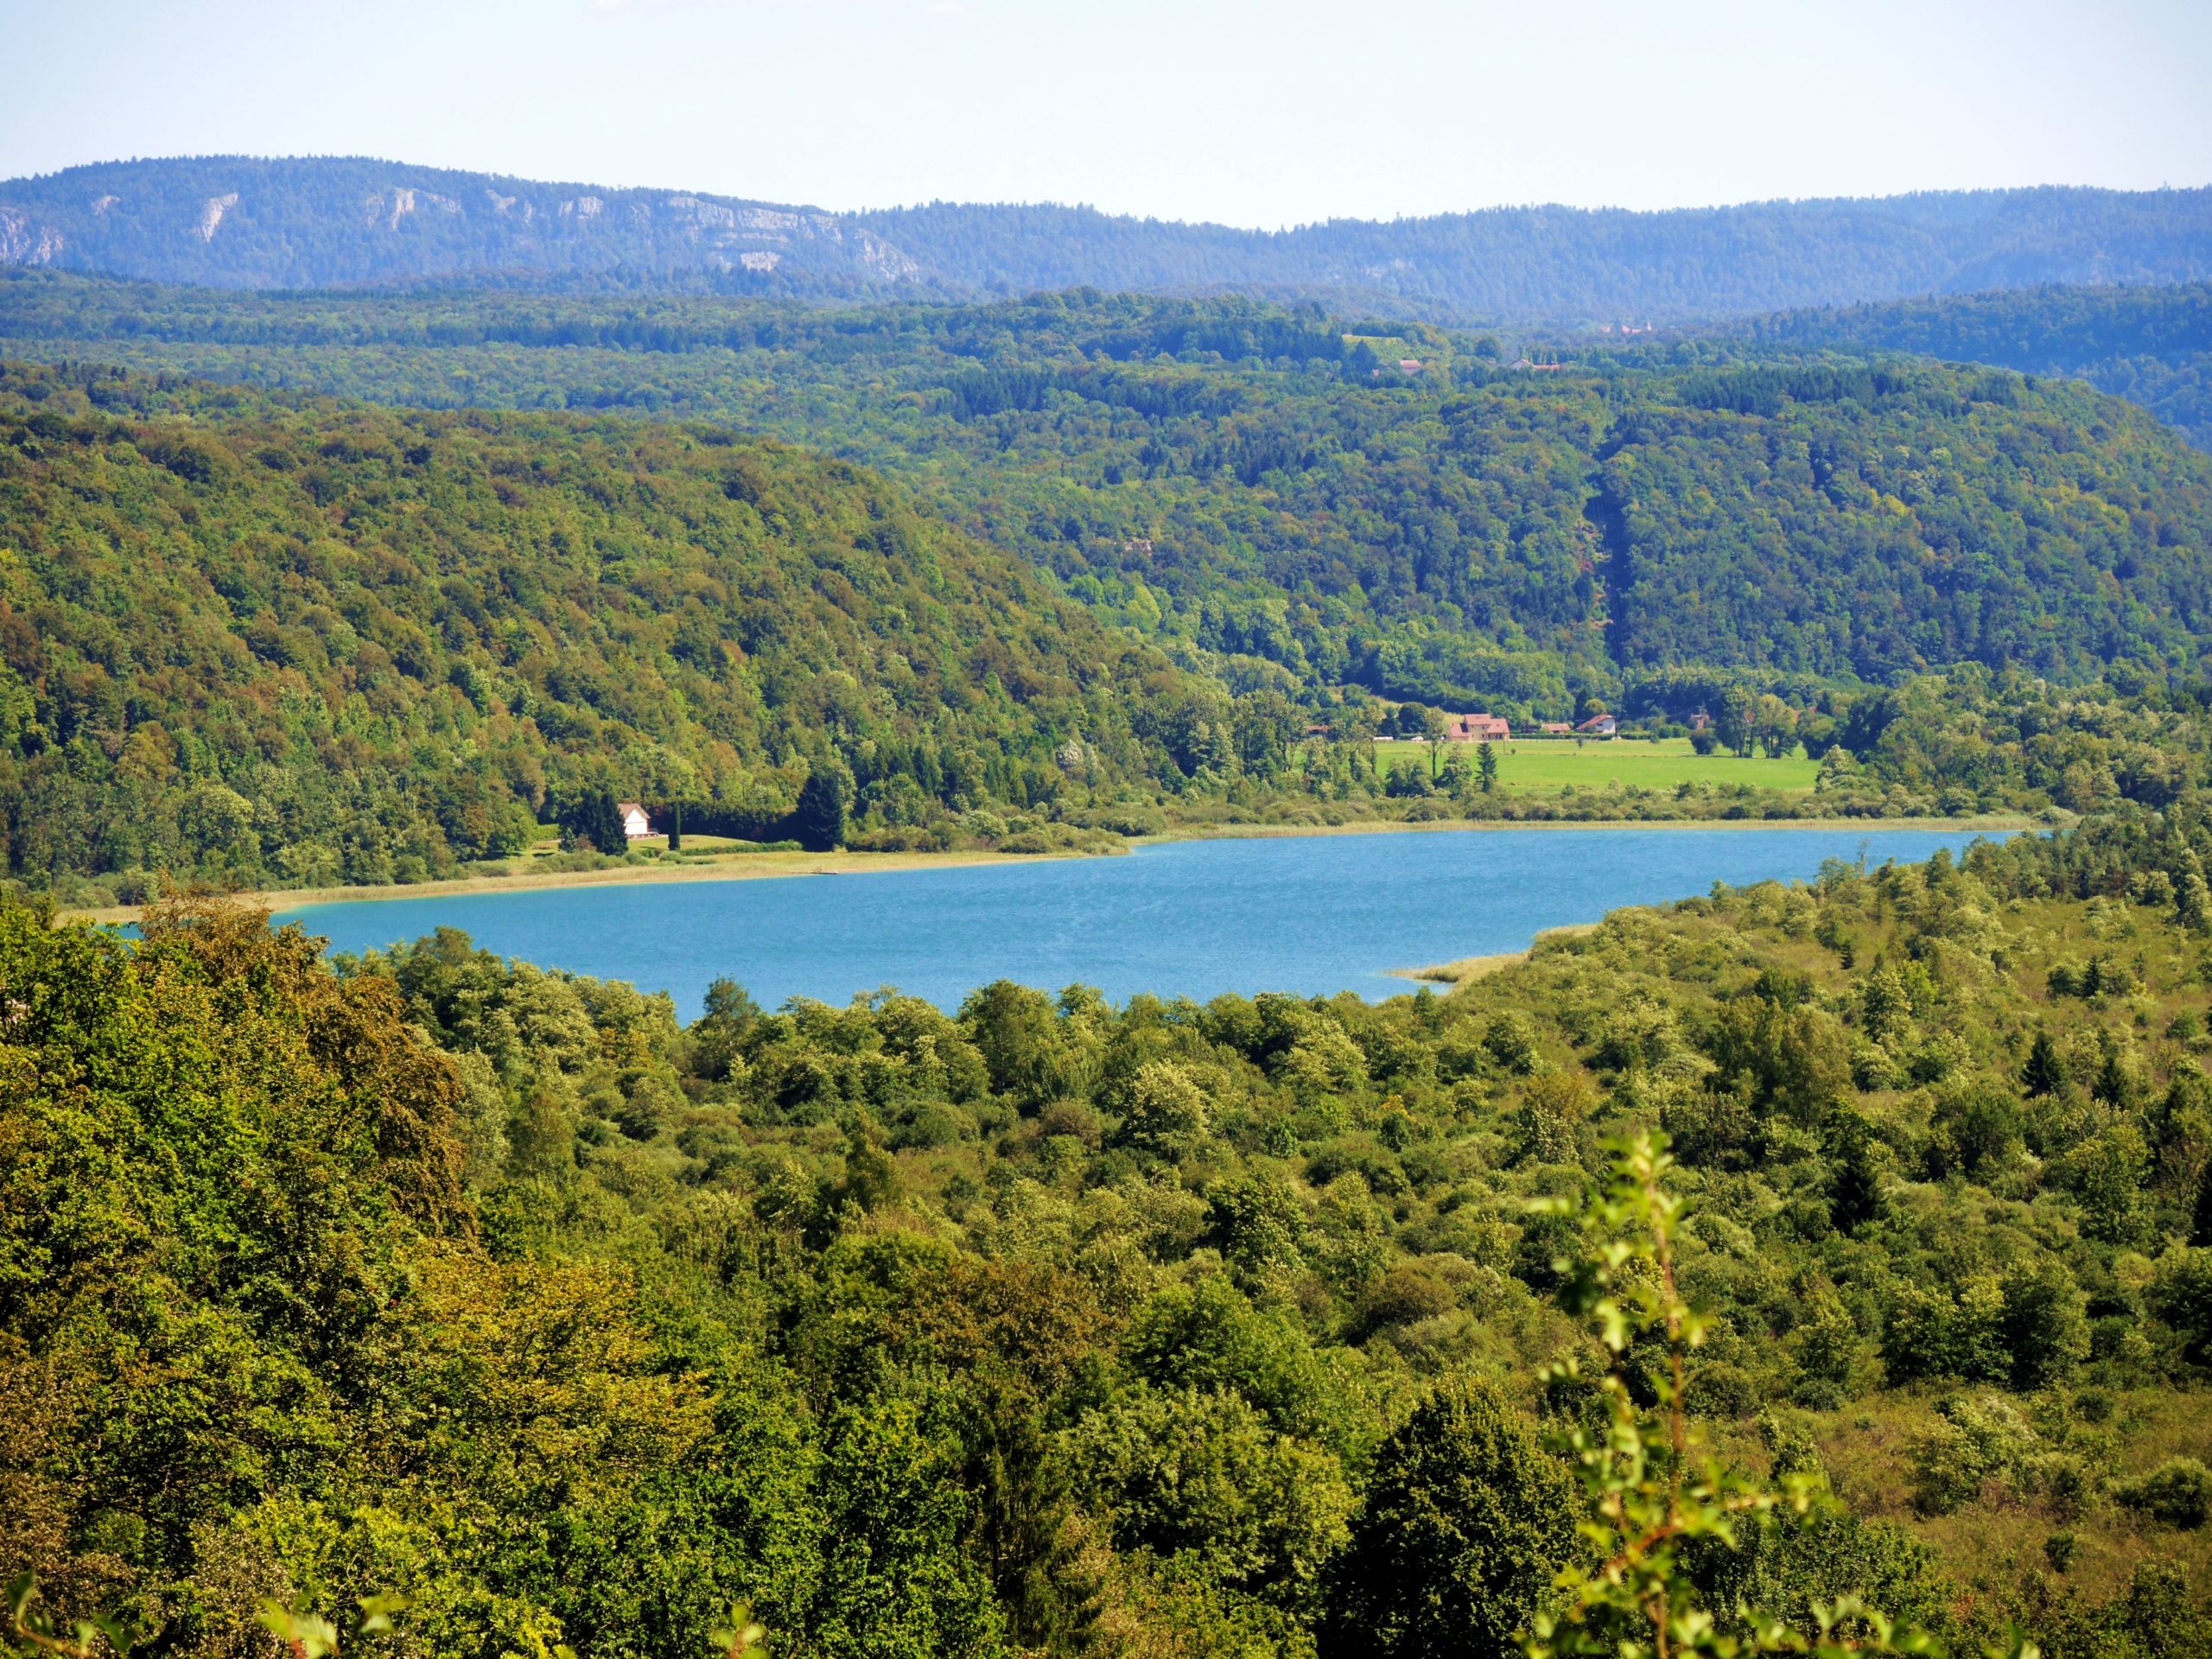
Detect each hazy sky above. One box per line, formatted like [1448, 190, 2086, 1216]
[3, 0, 2209, 228]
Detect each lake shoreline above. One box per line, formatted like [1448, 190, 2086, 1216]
[57, 811, 2038, 926]
[1388, 923, 1605, 987]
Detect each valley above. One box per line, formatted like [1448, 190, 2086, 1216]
[5, 101, 2212, 1659]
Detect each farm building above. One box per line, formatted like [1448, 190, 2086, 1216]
[1575, 715, 1618, 737]
[616, 801, 653, 839]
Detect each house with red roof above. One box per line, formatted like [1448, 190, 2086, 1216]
[1446, 713, 1510, 742]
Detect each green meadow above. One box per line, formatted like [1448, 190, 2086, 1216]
[1363, 735, 1822, 796]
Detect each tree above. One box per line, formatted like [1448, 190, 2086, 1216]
[792, 765, 849, 852]
[2150, 1248, 2212, 1363]
[1116, 1059, 1210, 1156]
[1998, 1259, 2088, 1389]
[810, 1395, 1007, 1657]
[1716, 688, 1756, 758]
[1827, 1113, 1885, 1236]
[1071, 1385, 1351, 1603]
[2022, 1029, 2066, 1097]
[1419, 705, 1450, 779]
[1478, 741, 1499, 795]
[1328, 1377, 1574, 1659]
[560, 787, 626, 855]
[961, 979, 1075, 1108]
[2179, 847, 2212, 934]
[1753, 695, 1799, 759]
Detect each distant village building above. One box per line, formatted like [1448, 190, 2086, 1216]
[1446, 713, 1510, 742]
[1398, 358, 1425, 372]
[616, 801, 652, 839]
[1575, 714, 1618, 737]
[1539, 721, 1573, 735]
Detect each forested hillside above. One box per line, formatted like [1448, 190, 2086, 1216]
[12, 810, 2212, 1656]
[10, 277, 2212, 706]
[0, 361, 1202, 893]
[6, 156, 2212, 319]
[857, 188, 2212, 321]
[1737, 283, 2212, 450]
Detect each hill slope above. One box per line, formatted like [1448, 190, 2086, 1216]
[8, 279, 2212, 706]
[13, 812, 2212, 1656]
[6, 156, 2212, 320]
[1734, 281, 2212, 450]
[0, 361, 1195, 893]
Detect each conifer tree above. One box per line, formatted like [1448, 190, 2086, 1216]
[2023, 1029, 2066, 1097]
[560, 787, 626, 854]
[1827, 1114, 1884, 1236]
[792, 766, 849, 852]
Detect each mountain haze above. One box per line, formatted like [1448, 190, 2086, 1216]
[6, 156, 2212, 320]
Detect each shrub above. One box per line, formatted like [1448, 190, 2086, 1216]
[1357, 1264, 1461, 1333]
[1661, 1084, 1767, 1170]
[2150, 1247, 2212, 1363]
[1511, 1071, 1595, 1166]
[1117, 1060, 1211, 1155]
[1998, 1259, 2090, 1390]
[1066, 1384, 1354, 1599]
[1686, 1361, 1758, 1420]
[1905, 1393, 2037, 1515]
[1482, 1014, 1541, 1076]
[2118, 1459, 2212, 1529]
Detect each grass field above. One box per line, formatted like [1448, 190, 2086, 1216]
[519, 830, 781, 860]
[1361, 736, 1821, 795]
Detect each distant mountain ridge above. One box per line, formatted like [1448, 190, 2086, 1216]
[6, 155, 2212, 321]
[0, 156, 925, 298]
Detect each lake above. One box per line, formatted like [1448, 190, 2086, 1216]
[278, 826, 2007, 1017]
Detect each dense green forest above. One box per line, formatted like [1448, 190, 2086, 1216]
[9, 276, 2212, 706]
[1737, 283, 2212, 451]
[13, 147, 2212, 1659]
[5, 158, 2211, 319]
[11, 330, 2212, 898]
[12, 805, 2212, 1656]
[0, 361, 1210, 897]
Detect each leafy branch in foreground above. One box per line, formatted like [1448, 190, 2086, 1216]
[1525, 1132, 1955, 1659]
[3, 1574, 139, 1659]
[709, 1603, 768, 1656]
[256, 1593, 409, 1659]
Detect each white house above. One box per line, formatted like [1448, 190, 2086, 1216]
[616, 801, 652, 839]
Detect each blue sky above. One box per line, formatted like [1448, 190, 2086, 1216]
[3, 0, 2209, 227]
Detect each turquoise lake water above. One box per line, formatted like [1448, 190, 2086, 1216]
[278, 826, 2007, 1017]
[281, 827, 2008, 1021]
